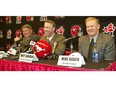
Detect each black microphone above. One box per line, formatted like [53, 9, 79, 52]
[16, 38, 23, 43]
[25, 41, 35, 53]
[14, 38, 23, 48]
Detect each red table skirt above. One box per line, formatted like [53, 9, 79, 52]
[0, 59, 95, 71]
[105, 61, 116, 71]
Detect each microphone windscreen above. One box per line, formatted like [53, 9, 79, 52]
[29, 41, 36, 46]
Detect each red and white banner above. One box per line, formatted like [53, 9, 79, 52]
[0, 18, 3, 23]
[40, 16, 47, 21]
[103, 23, 116, 37]
[54, 16, 65, 19]
[6, 44, 11, 51]
[6, 29, 12, 39]
[26, 16, 34, 21]
[6, 16, 11, 24]
[15, 29, 22, 38]
[56, 26, 65, 35]
[16, 16, 22, 24]
[0, 30, 3, 38]
[71, 25, 83, 37]
[38, 28, 44, 37]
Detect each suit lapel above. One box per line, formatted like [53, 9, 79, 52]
[86, 36, 90, 55]
[50, 34, 57, 45]
[96, 34, 102, 51]
[85, 34, 102, 57]
[85, 34, 102, 58]
[44, 36, 49, 43]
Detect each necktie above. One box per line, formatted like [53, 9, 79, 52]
[88, 38, 94, 59]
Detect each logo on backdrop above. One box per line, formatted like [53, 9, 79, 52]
[40, 16, 47, 21]
[54, 16, 65, 20]
[0, 30, 3, 38]
[102, 23, 116, 37]
[38, 28, 44, 37]
[6, 44, 11, 51]
[6, 29, 12, 39]
[71, 25, 83, 37]
[6, 16, 12, 24]
[15, 29, 22, 38]
[26, 16, 34, 21]
[56, 26, 65, 35]
[0, 18, 3, 23]
[16, 16, 22, 24]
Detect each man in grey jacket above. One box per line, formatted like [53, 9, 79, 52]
[78, 17, 116, 61]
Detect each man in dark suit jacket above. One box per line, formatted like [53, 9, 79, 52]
[40, 20, 66, 56]
[78, 17, 116, 61]
[14, 24, 40, 52]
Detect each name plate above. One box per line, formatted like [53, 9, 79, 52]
[7, 48, 17, 55]
[19, 53, 39, 63]
[0, 51, 7, 58]
[57, 52, 86, 67]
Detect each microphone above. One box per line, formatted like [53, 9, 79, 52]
[16, 38, 23, 43]
[19, 38, 23, 41]
[64, 36, 76, 41]
[52, 42, 57, 54]
[48, 41, 57, 59]
[58, 36, 76, 44]
[25, 41, 36, 53]
[29, 41, 36, 46]
[51, 36, 76, 54]
[16, 38, 23, 54]
[25, 46, 33, 53]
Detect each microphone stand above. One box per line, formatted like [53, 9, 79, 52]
[11, 43, 20, 60]
[48, 42, 57, 59]
[15, 43, 20, 59]
[18, 43, 20, 55]
[52, 42, 57, 58]
[26, 46, 33, 53]
[48, 36, 76, 59]
[58, 36, 76, 44]
[48, 53, 58, 59]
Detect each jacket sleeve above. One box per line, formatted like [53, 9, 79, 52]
[54, 35, 66, 55]
[104, 36, 116, 60]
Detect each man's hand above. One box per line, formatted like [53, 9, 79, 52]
[14, 37, 21, 42]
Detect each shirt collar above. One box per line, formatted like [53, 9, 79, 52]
[47, 33, 55, 41]
[90, 34, 98, 42]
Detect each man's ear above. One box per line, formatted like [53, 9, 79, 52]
[31, 29, 33, 32]
[53, 27, 55, 31]
[98, 24, 100, 29]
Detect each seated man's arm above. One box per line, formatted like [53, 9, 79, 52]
[104, 36, 116, 60]
[55, 35, 66, 55]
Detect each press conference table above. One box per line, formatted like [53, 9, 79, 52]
[36, 58, 114, 70]
[0, 55, 115, 71]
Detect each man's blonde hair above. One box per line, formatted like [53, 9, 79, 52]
[85, 17, 100, 24]
[22, 24, 33, 30]
[45, 20, 56, 28]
